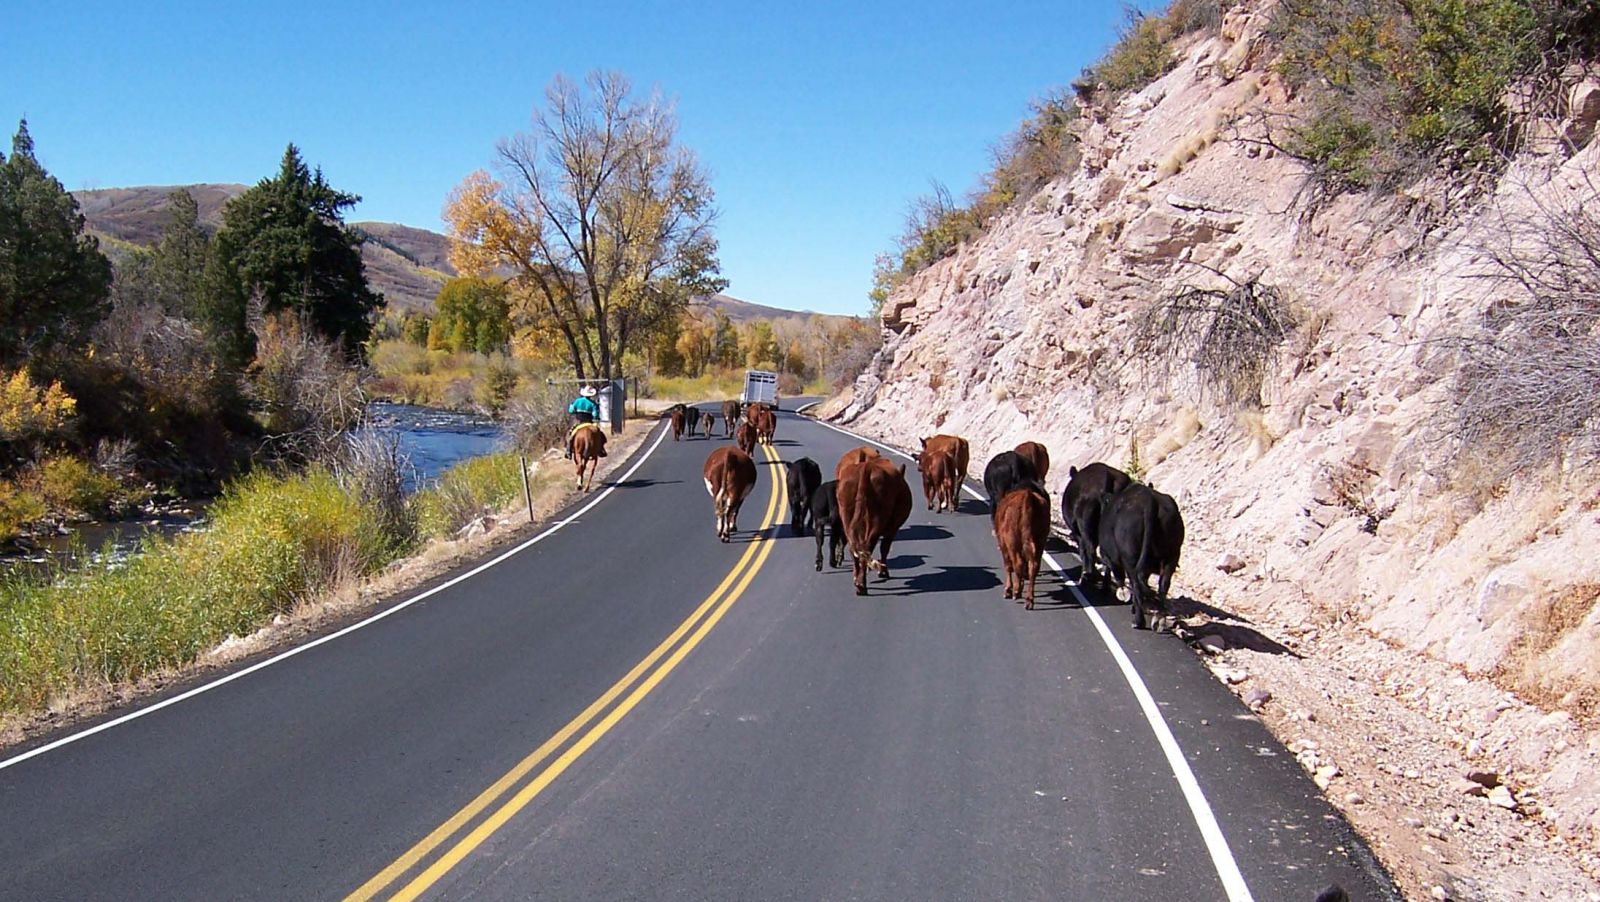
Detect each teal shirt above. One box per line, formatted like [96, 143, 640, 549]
[568, 397, 600, 418]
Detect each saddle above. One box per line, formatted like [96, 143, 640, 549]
[568, 421, 607, 456]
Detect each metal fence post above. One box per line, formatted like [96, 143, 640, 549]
[520, 454, 534, 523]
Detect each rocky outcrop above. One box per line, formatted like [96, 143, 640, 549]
[834, 0, 1600, 869]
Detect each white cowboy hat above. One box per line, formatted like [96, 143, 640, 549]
[581, 386, 598, 397]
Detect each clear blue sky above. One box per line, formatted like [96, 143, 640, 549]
[2, 1, 1129, 316]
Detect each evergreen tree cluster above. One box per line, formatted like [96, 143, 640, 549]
[0, 122, 113, 368]
[0, 127, 383, 374]
[0, 122, 386, 478]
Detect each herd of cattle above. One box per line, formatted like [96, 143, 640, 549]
[680, 401, 1186, 630]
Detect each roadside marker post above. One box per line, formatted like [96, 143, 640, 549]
[520, 454, 534, 523]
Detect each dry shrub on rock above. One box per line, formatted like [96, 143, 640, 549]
[1446, 167, 1600, 483]
[1132, 271, 1297, 407]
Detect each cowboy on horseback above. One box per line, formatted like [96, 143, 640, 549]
[565, 385, 602, 460]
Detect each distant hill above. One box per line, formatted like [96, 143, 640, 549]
[75, 184, 452, 313]
[73, 185, 848, 323]
[697, 293, 835, 325]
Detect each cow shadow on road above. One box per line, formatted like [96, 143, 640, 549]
[895, 524, 952, 542]
[730, 523, 786, 543]
[609, 478, 682, 489]
[897, 565, 1003, 594]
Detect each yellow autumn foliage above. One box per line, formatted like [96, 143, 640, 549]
[0, 369, 77, 442]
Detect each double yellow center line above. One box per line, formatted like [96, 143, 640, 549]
[347, 442, 788, 902]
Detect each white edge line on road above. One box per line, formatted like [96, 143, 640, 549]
[0, 424, 673, 774]
[812, 418, 1254, 902]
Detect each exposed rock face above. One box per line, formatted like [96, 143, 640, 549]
[834, 0, 1600, 863]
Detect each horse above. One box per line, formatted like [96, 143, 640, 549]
[572, 423, 607, 491]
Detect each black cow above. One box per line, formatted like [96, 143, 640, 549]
[683, 404, 699, 437]
[982, 451, 1039, 526]
[1062, 462, 1133, 588]
[786, 457, 823, 534]
[810, 480, 846, 571]
[1097, 483, 1185, 631]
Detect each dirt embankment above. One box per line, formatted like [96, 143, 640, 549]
[832, 4, 1600, 898]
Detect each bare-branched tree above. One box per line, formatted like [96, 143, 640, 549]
[445, 71, 726, 380]
[1132, 269, 1297, 406]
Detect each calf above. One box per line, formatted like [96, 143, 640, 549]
[721, 399, 742, 437]
[919, 434, 970, 478]
[735, 419, 757, 455]
[669, 406, 685, 441]
[982, 451, 1039, 527]
[917, 434, 969, 509]
[786, 457, 823, 534]
[996, 482, 1051, 610]
[701, 411, 716, 436]
[1097, 483, 1185, 630]
[1062, 462, 1132, 588]
[703, 446, 758, 543]
[810, 480, 846, 571]
[919, 448, 960, 513]
[835, 446, 881, 481]
[837, 456, 912, 595]
[752, 404, 776, 445]
[1014, 441, 1051, 482]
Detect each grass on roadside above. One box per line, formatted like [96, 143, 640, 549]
[0, 468, 406, 713]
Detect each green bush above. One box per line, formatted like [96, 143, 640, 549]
[33, 456, 120, 517]
[414, 452, 525, 539]
[1073, 1, 1225, 100]
[474, 354, 520, 415]
[0, 480, 47, 543]
[1272, 0, 1590, 191]
[1078, 8, 1182, 97]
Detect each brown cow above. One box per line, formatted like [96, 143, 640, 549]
[995, 483, 1051, 609]
[918, 434, 970, 488]
[701, 411, 716, 436]
[747, 404, 773, 445]
[761, 404, 778, 443]
[703, 446, 758, 542]
[721, 400, 742, 438]
[1014, 441, 1051, 482]
[834, 446, 882, 481]
[836, 456, 912, 595]
[669, 406, 685, 441]
[735, 419, 757, 455]
[919, 447, 960, 513]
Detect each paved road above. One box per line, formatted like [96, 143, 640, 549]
[0, 403, 1396, 900]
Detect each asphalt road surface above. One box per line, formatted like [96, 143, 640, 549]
[0, 402, 1398, 901]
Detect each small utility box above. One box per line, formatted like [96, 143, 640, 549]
[597, 378, 625, 434]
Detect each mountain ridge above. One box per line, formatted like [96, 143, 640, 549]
[73, 184, 844, 323]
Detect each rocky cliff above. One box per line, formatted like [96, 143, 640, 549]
[830, 4, 1600, 896]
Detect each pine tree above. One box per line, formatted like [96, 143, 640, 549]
[151, 189, 212, 319]
[211, 144, 383, 362]
[0, 120, 113, 367]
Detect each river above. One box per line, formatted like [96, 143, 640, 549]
[3, 403, 507, 576]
